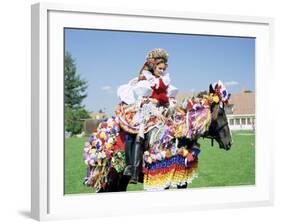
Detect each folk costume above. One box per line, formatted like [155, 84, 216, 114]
[116, 48, 178, 183]
[117, 70, 178, 106]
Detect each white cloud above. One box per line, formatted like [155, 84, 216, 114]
[225, 81, 239, 86]
[101, 85, 112, 91]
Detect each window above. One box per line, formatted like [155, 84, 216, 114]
[235, 118, 240, 125]
[229, 119, 234, 125]
[247, 118, 251, 124]
[241, 118, 246, 125]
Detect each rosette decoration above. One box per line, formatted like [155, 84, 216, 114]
[172, 96, 211, 140]
[142, 80, 230, 190]
[212, 80, 231, 105]
[83, 117, 126, 191]
[142, 123, 201, 191]
[174, 80, 230, 139]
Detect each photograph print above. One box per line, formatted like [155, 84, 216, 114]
[64, 28, 255, 194]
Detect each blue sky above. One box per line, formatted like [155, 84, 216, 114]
[64, 28, 255, 115]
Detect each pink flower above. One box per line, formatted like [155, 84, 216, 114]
[186, 153, 194, 162]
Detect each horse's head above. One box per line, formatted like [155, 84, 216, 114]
[206, 84, 232, 150]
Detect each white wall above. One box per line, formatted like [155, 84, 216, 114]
[0, 0, 280, 224]
[227, 115, 255, 131]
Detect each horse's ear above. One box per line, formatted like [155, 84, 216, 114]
[209, 84, 215, 94]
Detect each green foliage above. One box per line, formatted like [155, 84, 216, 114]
[65, 107, 90, 135]
[64, 52, 90, 134]
[64, 52, 88, 109]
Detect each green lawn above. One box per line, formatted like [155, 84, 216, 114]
[64, 131, 255, 194]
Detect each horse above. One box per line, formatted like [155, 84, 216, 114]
[83, 82, 232, 192]
[201, 84, 232, 150]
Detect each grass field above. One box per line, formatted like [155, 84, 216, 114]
[64, 131, 255, 194]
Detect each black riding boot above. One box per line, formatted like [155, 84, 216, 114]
[123, 134, 134, 176]
[130, 141, 143, 184]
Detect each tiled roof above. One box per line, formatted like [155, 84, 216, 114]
[228, 92, 255, 115]
[176, 92, 194, 103]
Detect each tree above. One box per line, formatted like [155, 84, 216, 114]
[64, 52, 90, 135]
[64, 52, 88, 109]
[65, 107, 90, 135]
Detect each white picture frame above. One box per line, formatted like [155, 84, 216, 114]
[31, 2, 274, 221]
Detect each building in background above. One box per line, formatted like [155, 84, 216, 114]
[225, 90, 255, 131]
[82, 111, 106, 135]
[90, 111, 106, 120]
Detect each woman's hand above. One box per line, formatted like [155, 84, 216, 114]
[149, 98, 159, 104]
[140, 97, 151, 106]
[138, 75, 146, 81]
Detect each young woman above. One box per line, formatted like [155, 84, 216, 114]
[117, 48, 177, 106]
[115, 48, 178, 183]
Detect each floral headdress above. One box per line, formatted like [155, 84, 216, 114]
[140, 48, 169, 74]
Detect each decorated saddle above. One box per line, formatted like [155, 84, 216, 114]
[114, 98, 172, 138]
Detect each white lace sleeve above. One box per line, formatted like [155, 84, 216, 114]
[142, 70, 154, 82]
[168, 84, 178, 97]
[162, 72, 171, 86]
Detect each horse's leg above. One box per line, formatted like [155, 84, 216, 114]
[138, 165, 144, 183]
[106, 168, 120, 192]
[118, 174, 131, 191]
[100, 170, 130, 192]
[96, 188, 107, 193]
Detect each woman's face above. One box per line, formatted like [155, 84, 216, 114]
[153, 63, 166, 77]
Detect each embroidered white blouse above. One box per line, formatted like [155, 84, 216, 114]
[117, 70, 178, 105]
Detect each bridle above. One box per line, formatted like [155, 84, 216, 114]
[214, 121, 229, 133]
[203, 119, 229, 147]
